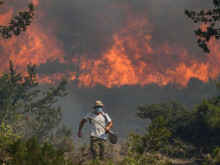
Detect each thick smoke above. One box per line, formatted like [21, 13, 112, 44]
[61, 79, 219, 143]
[1, 0, 219, 86]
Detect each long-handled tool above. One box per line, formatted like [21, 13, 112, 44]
[88, 116, 117, 144]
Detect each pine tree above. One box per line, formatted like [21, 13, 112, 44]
[185, 0, 220, 53]
[0, 1, 34, 38]
[0, 61, 67, 142]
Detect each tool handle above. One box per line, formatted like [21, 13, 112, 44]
[88, 116, 113, 134]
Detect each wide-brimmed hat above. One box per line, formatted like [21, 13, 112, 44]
[92, 100, 104, 108]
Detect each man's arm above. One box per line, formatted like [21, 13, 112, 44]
[78, 118, 86, 138]
[105, 121, 113, 131]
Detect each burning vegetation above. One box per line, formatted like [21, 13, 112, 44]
[0, 0, 220, 88]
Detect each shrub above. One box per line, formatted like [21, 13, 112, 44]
[0, 123, 20, 150]
[9, 138, 66, 165]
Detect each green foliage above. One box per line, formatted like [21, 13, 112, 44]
[0, 61, 67, 142]
[203, 147, 220, 165]
[138, 101, 191, 138]
[0, 123, 20, 150]
[138, 101, 190, 124]
[89, 158, 101, 165]
[194, 100, 220, 129]
[121, 117, 171, 164]
[9, 138, 65, 165]
[143, 116, 171, 152]
[137, 94, 220, 153]
[126, 132, 143, 153]
[185, 0, 220, 53]
[137, 98, 220, 152]
[50, 125, 74, 152]
[0, 3, 34, 38]
[126, 117, 170, 154]
[185, 99, 220, 148]
[160, 139, 196, 158]
[122, 152, 171, 165]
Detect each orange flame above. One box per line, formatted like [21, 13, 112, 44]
[0, 3, 220, 88]
[0, 3, 69, 82]
[0, 23, 67, 72]
[0, 8, 13, 25]
[30, 0, 39, 6]
[0, 3, 73, 84]
[76, 18, 220, 88]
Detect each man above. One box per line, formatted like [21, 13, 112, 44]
[78, 100, 113, 160]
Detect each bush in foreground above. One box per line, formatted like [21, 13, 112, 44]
[8, 138, 67, 165]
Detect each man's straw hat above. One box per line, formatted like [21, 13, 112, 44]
[92, 100, 104, 108]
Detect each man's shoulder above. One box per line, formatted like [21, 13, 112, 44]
[84, 112, 93, 119]
[101, 111, 111, 121]
[101, 111, 109, 116]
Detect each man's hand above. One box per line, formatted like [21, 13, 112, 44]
[105, 126, 110, 132]
[105, 121, 113, 132]
[78, 131, 82, 138]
